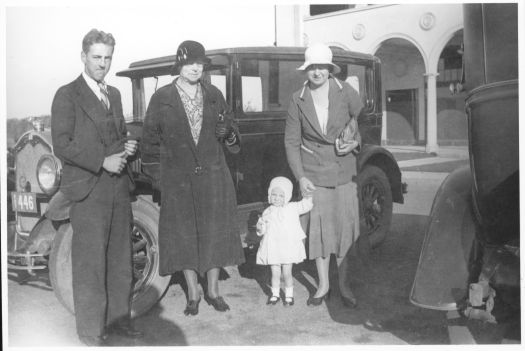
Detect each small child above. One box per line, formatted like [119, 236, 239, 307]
[256, 176, 313, 306]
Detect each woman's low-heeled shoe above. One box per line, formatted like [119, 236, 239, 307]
[267, 296, 281, 305]
[184, 298, 201, 316]
[205, 295, 230, 311]
[341, 294, 358, 308]
[307, 289, 331, 306]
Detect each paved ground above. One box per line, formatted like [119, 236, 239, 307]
[6, 146, 520, 348]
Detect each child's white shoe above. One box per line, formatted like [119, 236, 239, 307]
[283, 297, 294, 306]
[267, 295, 281, 305]
[283, 286, 294, 306]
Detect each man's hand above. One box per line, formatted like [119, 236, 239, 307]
[299, 177, 316, 197]
[102, 151, 127, 174]
[124, 139, 138, 157]
[335, 138, 359, 156]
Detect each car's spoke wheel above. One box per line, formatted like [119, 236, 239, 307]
[48, 195, 170, 317]
[357, 165, 393, 248]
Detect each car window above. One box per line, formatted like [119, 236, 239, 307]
[334, 62, 369, 104]
[142, 55, 230, 112]
[240, 58, 305, 114]
[143, 75, 173, 109]
[240, 58, 371, 114]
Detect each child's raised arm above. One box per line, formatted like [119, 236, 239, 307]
[296, 195, 314, 215]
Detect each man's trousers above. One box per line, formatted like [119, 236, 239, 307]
[70, 171, 133, 337]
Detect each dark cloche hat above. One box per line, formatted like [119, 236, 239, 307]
[171, 40, 211, 74]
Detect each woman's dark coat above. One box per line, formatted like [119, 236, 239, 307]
[141, 80, 245, 276]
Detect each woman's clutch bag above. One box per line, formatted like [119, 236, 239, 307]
[338, 118, 357, 145]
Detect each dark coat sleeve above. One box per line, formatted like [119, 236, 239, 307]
[284, 94, 305, 181]
[141, 91, 162, 188]
[344, 83, 363, 153]
[51, 86, 105, 173]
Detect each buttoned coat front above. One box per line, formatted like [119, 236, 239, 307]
[52, 75, 131, 201]
[141, 80, 245, 276]
[285, 77, 363, 187]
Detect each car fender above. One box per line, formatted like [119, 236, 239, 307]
[410, 165, 476, 310]
[357, 144, 404, 203]
[45, 190, 73, 221]
[25, 191, 72, 255]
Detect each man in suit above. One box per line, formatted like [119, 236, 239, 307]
[51, 28, 142, 346]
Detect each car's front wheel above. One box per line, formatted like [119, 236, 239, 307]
[48, 195, 170, 317]
[357, 164, 393, 248]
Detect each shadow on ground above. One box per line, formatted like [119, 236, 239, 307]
[8, 268, 53, 291]
[326, 214, 451, 344]
[109, 303, 188, 347]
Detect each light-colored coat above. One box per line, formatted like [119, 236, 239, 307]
[285, 77, 363, 187]
[256, 197, 313, 265]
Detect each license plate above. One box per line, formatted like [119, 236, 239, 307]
[11, 192, 38, 213]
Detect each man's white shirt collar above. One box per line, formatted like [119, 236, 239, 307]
[82, 72, 106, 101]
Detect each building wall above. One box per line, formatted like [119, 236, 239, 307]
[276, 4, 467, 147]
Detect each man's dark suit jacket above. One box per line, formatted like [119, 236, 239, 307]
[51, 74, 130, 201]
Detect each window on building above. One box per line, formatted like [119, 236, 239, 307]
[310, 5, 354, 16]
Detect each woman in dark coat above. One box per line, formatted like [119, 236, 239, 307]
[141, 40, 245, 316]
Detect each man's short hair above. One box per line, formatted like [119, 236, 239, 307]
[82, 29, 116, 53]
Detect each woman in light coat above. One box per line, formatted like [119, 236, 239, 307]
[285, 43, 363, 307]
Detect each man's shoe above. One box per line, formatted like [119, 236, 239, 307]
[111, 324, 144, 338]
[79, 335, 106, 347]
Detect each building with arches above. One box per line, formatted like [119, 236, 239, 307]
[276, 4, 466, 152]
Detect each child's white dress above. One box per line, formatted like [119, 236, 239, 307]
[256, 197, 313, 265]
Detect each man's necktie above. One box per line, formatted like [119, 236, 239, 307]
[98, 82, 110, 109]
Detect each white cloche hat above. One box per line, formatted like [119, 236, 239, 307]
[297, 43, 341, 74]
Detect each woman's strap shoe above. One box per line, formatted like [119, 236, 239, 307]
[341, 294, 358, 308]
[184, 298, 201, 316]
[205, 295, 230, 311]
[306, 289, 331, 306]
[267, 295, 281, 305]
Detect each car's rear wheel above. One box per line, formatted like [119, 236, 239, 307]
[357, 164, 393, 248]
[48, 195, 170, 317]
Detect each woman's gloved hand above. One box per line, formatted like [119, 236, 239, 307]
[215, 112, 234, 141]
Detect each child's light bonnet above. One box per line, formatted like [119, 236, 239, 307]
[268, 176, 293, 204]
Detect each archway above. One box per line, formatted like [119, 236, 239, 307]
[375, 38, 426, 145]
[435, 29, 467, 145]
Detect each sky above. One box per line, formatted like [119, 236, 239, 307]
[4, 2, 277, 119]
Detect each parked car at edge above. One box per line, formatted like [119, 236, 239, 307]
[8, 46, 405, 315]
[410, 3, 519, 324]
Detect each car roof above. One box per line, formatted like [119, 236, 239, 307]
[116, 46, 377, 78]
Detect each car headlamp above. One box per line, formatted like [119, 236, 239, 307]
[36, 154, 60, 195]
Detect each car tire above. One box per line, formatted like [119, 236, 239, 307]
[48, 195, 170, 317]
[357, 164, 393, 248]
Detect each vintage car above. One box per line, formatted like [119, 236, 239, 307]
[410, 3, 519, 323]
[9, 46, 405, 316]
